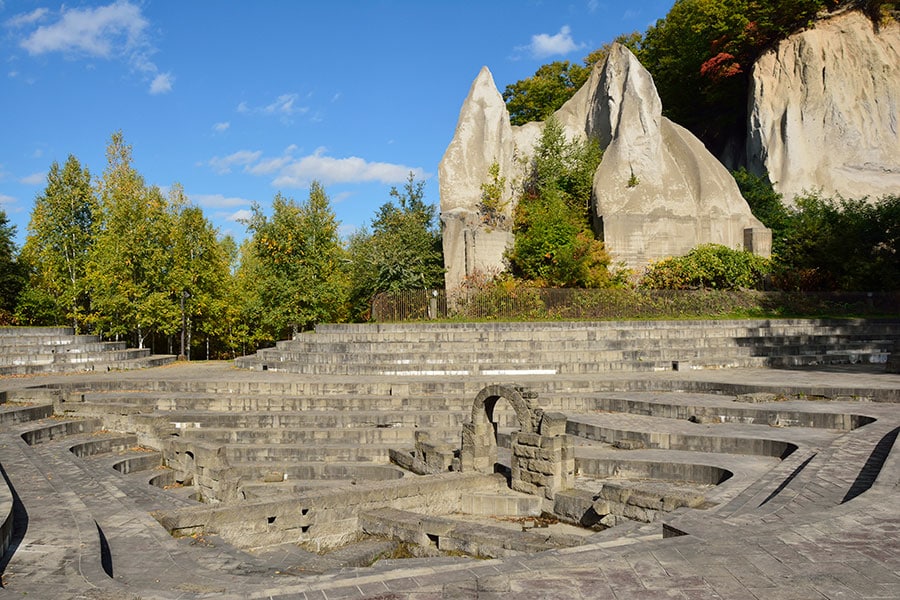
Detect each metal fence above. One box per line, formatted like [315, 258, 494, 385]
[370, 288, 900, 322]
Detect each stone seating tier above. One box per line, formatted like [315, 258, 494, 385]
[235, 319, 899, 375]
[0, 352, 898, 598]
[0, 326, 176, 374]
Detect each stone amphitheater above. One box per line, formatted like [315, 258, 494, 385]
[0, 319, 898, 599]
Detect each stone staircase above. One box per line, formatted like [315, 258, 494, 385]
[54, 383, 474, 503]
[235, 319, 899, 375]
[0, 318, 898, 598]
[0, 326, 175, 375]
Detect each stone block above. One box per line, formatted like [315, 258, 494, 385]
[515, 432, 542, 447]
[511, 479, 538, 496]
[539, 412, 567, 436]
[512, 444, 538, 460]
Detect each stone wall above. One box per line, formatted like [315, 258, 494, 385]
[154, 472, 507, 551]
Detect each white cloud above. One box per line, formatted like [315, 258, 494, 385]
[331, 191, 353, 204]
[189, 193, 253, 209]
[17, 2, 174, 96]
[264, 93, 306, 116]
[272, 147, 423, 187]
[5, 8, 49, 28]
[237, 94, 311, 123]
[203, 146, 425, 188]
[0, 193, 17, 207]
[228, 209, 252, 223]
[525, 25, 584, 58]
[149, 72, 174, 95]
[212, 121, 230, 133]
[205, 150, 262, 175]
[20, 172, 45, 185]
[20, 2, 148, 57]
[247, 155, 293, 176]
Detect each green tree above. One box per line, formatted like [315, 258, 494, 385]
[503, 61, 590, 126]
[18, 155, 97, 330]
[89, 132, 177, 347]
[503, 32, 643, 126]
[638, 0, 831, 156]
[347, 173, 443, 319]
[506, 117, 615, 287]
[775, 193, 900, 291]
[246, 182, 348, 339]
[479, 162, 510, 228]
[168, 184, 232, 359]
[731, 167, 792, 258]
[0, 209, 25, 321]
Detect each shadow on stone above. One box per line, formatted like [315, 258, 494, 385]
[842, 426, 899, 503]
[0, 462, 28, 587]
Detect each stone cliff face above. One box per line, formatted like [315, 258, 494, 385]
[438, 67, 518, 289]
[439, 46, 771, 290]
[748, 11, 900, 202]
[591, 45, 769, 269]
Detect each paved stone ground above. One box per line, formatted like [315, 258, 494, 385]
[0, 362, 898, 599]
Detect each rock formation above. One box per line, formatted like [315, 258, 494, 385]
[440, 46, 771, 290]
[438, 67, 518, 289]
[747, 11, 900, 202]
[591, 45, 770, 268]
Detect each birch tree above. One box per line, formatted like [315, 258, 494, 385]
[19, 155, 97, 331]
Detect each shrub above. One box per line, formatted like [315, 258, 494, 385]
[640, 244, 771, 290]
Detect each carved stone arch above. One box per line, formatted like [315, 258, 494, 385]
[461, 385, 540, 474]
[470, 384, 536, 434]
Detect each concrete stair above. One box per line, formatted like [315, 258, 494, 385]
[234, 319, 899, 375]
[0, 326, 176, 375]
[0, 348, 898, 599]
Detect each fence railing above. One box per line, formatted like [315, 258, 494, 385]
[370, 288, 900, 322]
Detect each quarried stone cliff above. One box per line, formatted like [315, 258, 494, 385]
[438, 67, 518, 289]
[439, 46, 771, 290]
[591, 45, 769, 269]
[747, 11, 900, 202]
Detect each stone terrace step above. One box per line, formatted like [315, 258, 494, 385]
[180, 425, 463, 445]
[260, 328, 900, 356]
[311, 318, 900, 338]
[236, 356, 772, 375]
[725, 420, 900, 523]
[244, 345, 892, 370]
[225, 461, 408, 483]
[566, 412, 837, 459]
[0, 325, 74, 336]
[0, 326, 175, 375]
[71, 390, 475, 413]
[236, 318, 899, 375]
[222, 441, 399, 463]
[0, 340, 126, 355]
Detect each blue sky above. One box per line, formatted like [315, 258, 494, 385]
[0, 1, 673, 247]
